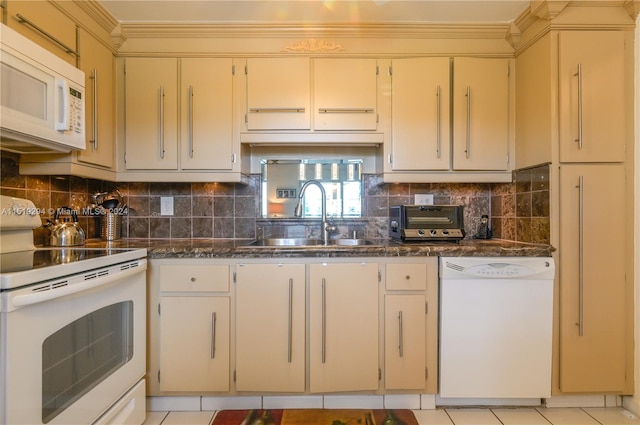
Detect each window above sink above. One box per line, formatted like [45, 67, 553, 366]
[260, 159, 364, 218]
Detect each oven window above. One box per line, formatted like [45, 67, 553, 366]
[41, 301, 134, 423]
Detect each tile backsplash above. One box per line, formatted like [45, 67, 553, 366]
[1, 152, 549, 245]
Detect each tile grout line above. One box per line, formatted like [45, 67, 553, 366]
[580, 407, 605, 425]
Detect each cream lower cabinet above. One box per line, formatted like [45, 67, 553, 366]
[558, 164, 627, 392]
[235, 263, 306, 392]
[148, 261, 231, 395]
[384, 260, 438, 393]
[159, 296, 230, 392]
[309, 262, 379, 393]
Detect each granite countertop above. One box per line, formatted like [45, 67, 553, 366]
[83, 238, 555, 259]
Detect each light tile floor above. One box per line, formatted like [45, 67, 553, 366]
[143, 407, 640, 425]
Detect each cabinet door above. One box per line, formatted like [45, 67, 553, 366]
[391, 58, 450, 171]
[6, 1, 77, 65]
[559, 164, 626, 392]
[159, 296, 230, 392]
[559, 31, 626, 163]
[77, 29, 114, 168]
[385, 295, 426, 390]
[452, 58, 509, 171]
[125, 58, 178, 170]
[246, 58, 311, 130]
[313, 59, 378, 131]
[181, 58, 234, 170]
[235, 263, 306, 392]
[309, 262, 379, 393]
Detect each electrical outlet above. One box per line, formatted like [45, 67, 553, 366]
[160, 197, 174, 216]
[415, 194, 434, 205]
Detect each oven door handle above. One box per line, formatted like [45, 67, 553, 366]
[11, 261, 147, 308]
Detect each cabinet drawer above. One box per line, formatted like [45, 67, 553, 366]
[386, 263, 427, 290]
[159, 265, 230, 292]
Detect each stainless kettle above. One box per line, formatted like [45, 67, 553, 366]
[46, 207, 86, 247]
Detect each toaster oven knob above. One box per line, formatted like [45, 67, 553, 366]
[418, 229, 425, 236]
[429, 229, 437, 236]
[442, 230, 450, 235]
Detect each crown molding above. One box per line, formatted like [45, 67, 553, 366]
[530, 1, 570, 20]
[117, 22, 512, 41]
[71, 0, 119, 34]
[624, 0, 640, 19]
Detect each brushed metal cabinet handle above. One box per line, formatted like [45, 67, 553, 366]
[288, 278, 293, 363]
[574, 64, 583, 150]
[321, 277, 326, 364]
[159, 86, 165, 159]
[398, 310, 404, 358]
[90, 69, 98, 150]
[465, 86, 471, 159]
[211, 312, 217, 359]
[188, 85, 194, 158]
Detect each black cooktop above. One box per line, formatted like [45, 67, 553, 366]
[0, 248, 136, 274]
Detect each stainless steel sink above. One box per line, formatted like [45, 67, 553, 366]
[246, 238, 324, 247]
[245, 238, 379, 247]
[329, 238, 376, 246]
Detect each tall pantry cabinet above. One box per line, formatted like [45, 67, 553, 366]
[556, 30, 631, 394]
[516, 7, 635, 395]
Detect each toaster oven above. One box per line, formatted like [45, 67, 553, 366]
[390, 205, 465, 242]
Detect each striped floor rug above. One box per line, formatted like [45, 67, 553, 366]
[211, 409, 418, 425]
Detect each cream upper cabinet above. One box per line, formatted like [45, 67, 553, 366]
[235, 263, 306, 392]
[245, 58, 311, 130]
[558, 31, 626, 163]
[124, 58, 179, 170]
[390, 58, 451, 171]
[309, 262, 379, 393]
[77, 29, 114, 169]
[181, 58, 234, 170]
[558, 164, 627, 392]
[125, 58, 236, 172]
[6, 1, 77, 65]
[313, 59, 378, 131]
[18, 28, 117, 180]
[452, 57, 510, 171]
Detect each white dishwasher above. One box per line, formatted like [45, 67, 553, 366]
[439, 256, 555, 399]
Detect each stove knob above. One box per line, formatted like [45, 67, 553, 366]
[417, 229, 425, 236]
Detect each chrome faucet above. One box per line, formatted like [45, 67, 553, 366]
[294, 179, 336, 244]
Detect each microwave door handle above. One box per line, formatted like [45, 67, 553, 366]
[55, 79, 70, 131]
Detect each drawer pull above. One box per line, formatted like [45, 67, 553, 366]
[190, 277, 196, 282]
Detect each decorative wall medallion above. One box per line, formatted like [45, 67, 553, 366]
[281, 39, 345, 53]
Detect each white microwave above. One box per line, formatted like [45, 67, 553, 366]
[0, 23, 85, 154]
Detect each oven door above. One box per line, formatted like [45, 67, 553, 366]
[0, 259, 146, 425]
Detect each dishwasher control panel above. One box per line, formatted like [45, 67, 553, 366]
[441, 257, 554, 279]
